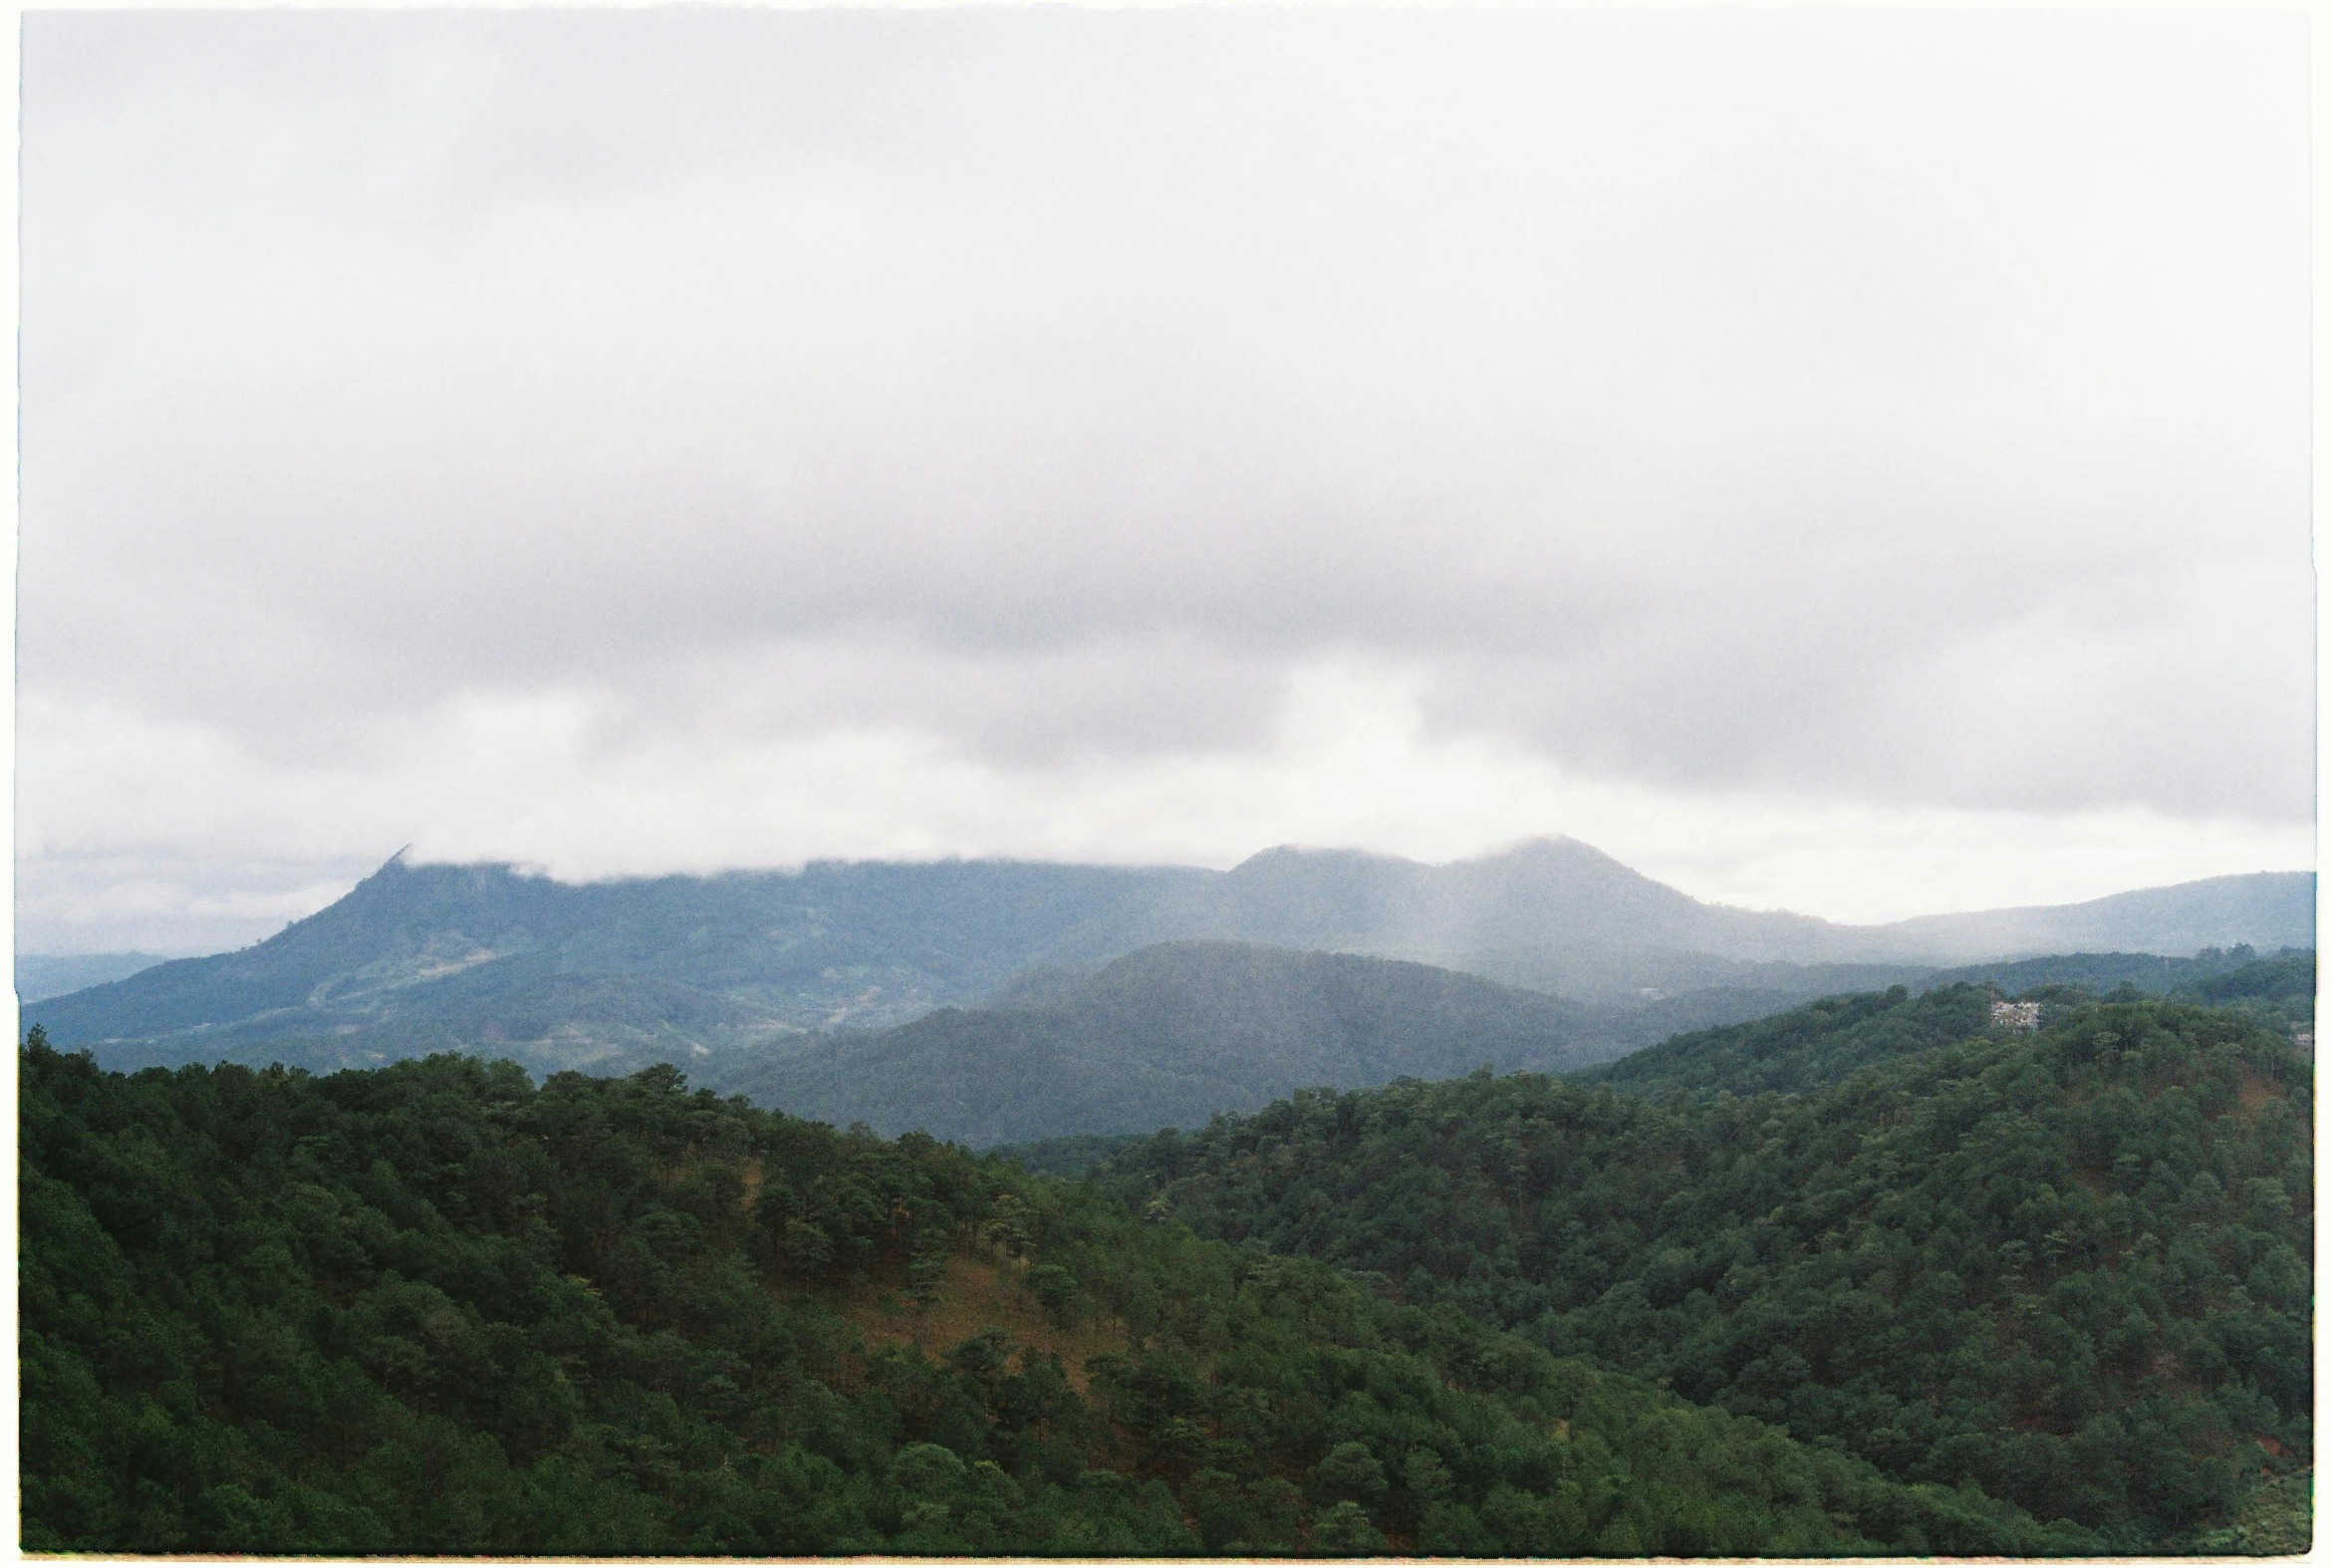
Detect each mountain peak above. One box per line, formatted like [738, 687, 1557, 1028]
[1228, 838, 1610, 876]
[1461, 836, 1628, 870]
[1226, 844, 1419, 875]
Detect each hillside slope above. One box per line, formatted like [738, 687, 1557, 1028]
[2169, 953, 2317, 1040]
[87, 966, 812, 1081]
[31, 855, 1210, 1049]
[30, 843, 2311, 1070]
[21, 1036, 2091, 1557]
[1099, 1000, 2312, 1545]
[1918, 946, 2307, 999]
[1571, 983, 1997, 1100]
[1569, 954, 2312, 1104]
[714, 941, 1638, 1145]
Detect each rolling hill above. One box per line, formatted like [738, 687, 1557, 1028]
[1918, 946, 2303, 998]
[1094, 996, 2314, 1546]
[26, 841, 2310, 1083]
[1569, 952, 2313, 1104]
[20, 1036, 2099, 1558]
[711, 941, 1643, 1145]
[1570, 983, 1998, 1101]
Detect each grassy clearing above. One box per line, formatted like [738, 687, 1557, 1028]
[2193, 1468, 2313, 1556]
[836, 1252, 1127, 1394]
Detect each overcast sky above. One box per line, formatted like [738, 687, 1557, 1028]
[17, 7, 2315, 955]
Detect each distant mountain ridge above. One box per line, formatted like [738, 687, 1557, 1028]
[714, 940, 1641, 1145]
[1872, 874, 2318, 960]
[27, 840, 2312, 1069]
[15, 952, 165, 1003]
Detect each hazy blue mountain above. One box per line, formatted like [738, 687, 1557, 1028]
[1211, 843, 2305, 963]
[1437, 944, 1935, 1007]
[15, 952, 166, 1003]
[708, 940, 1641, 1145]
[87, 967, 812, 1082]
[1180, 840, 1846, 959]
[1866, 872, 2314, 960]
[26, 840, 2311, 1072]
[29, 853, 1209, 1052]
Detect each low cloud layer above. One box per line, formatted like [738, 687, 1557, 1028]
[17, 9, 2313, 954]
[19, 669, 2314, 956]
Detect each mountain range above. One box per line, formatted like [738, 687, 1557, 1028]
[21, 840, 2311, 1557]
[14, 951, 167, 1003]
[23, 840, 2310, 1141]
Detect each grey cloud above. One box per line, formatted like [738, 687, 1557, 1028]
[18, 9, 2312, 817]
[14, 848, 388, 956]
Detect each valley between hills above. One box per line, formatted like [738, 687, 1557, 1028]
[18, 840, 2314, 1555]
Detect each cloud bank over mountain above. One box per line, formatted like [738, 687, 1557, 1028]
[19, 10, 2311, 954]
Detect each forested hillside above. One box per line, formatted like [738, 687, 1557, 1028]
[29, 855, 1211, 1049]
[22, 1032, 2098, 1557]
[1098, 1000, 2312, 1547]
[715, 942, 1639, 1145]
[72, 940, 1646, 1141]
[1921, 946, 2303, 1001]
[1573, 954, 2312, 1103]
[1441, 945, 1932, 1013]
[87, 967, 808, 1082]
[1571, 983, 1995, 1099]
[2169, 953, 2316, 1040]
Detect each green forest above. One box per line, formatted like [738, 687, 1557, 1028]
[28, 1027, 2099, 1558]
[1095, 993, 2312, 1549]
[20, 956, 2312, 1555]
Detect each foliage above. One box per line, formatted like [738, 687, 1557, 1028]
[1924, 946, 2307, 1001]
[23, 1027, 2092, 1556]
[1570, 982, 1993, 1099]
[2168, 953, 2315, 1042]
[990, 1132, 1155, 1178]
[2189, 1466, 2314, 1555]
[1099, 1002, 2312, 1546]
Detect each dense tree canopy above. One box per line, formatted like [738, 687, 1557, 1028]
[2168, 953, 2316, 1040]
[1100, 1000, 2311, 1547]
[1569, 981, 1995, 1099]
[21, 1029, 2096, 1556]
